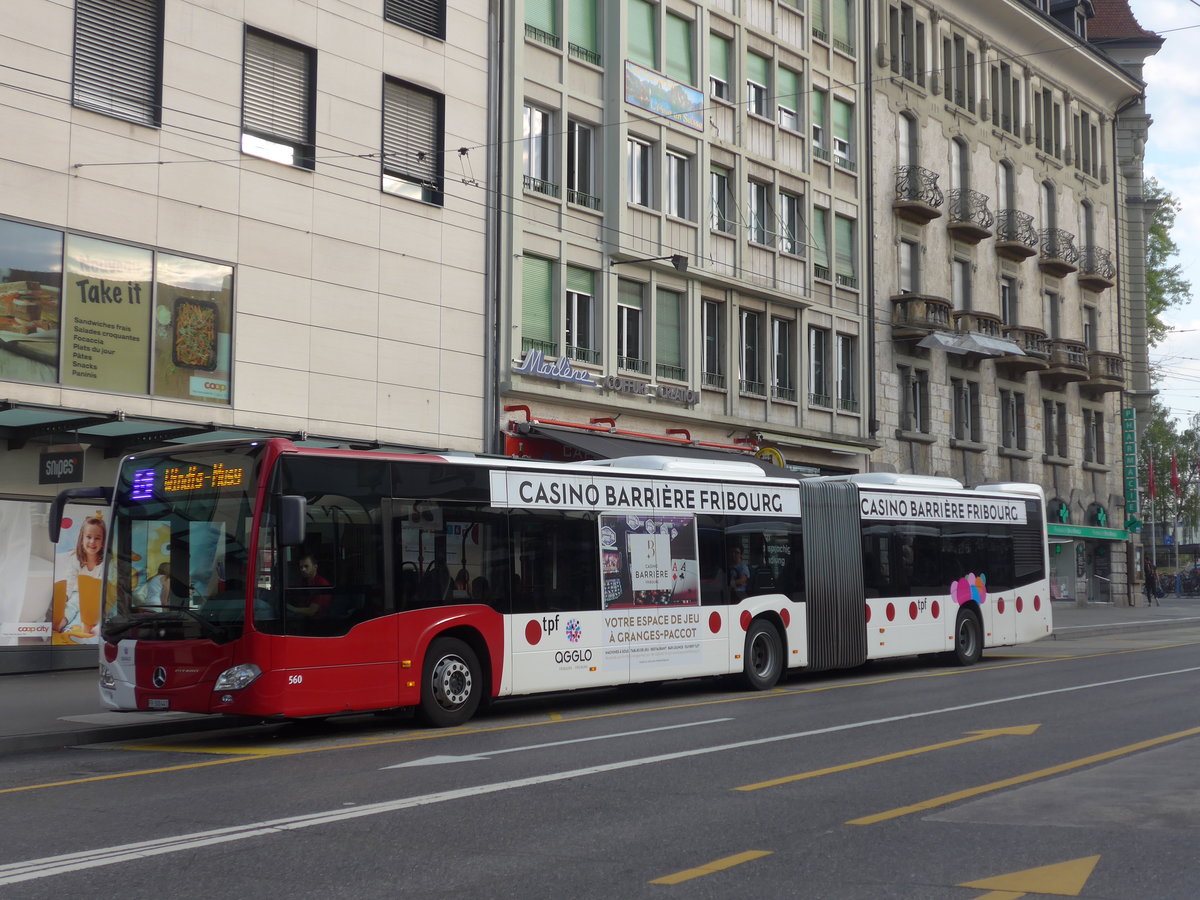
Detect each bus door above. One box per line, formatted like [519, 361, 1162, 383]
[272, 459, 397, 716]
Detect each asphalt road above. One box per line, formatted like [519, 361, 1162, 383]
[2, 625, 1200, 899]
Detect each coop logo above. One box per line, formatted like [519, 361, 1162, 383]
[190, 376, 229, 399]
[565, 619, 582, 643]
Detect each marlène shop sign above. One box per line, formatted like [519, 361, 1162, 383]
[513, 349, 699, 406]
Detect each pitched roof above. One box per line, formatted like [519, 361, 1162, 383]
[1088, 0, 1163, 43]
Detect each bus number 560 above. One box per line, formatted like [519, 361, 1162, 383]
[288, 675, 304, 685]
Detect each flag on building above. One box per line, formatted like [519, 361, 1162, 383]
[1170, 452, 1179, 496]
[1148, 455, 1156, 499]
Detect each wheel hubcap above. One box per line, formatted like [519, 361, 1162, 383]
[432, 655, 471, 709]
[751, 634, 774, 675]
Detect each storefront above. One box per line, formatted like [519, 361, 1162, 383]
[1046, 522, 1130, 606]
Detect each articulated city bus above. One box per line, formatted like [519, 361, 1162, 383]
[52, 439, 1051, 726]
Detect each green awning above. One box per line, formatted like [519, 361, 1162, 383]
[1047, 524, 1128, 542]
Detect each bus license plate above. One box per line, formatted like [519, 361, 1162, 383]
[148, 698, 170, 710]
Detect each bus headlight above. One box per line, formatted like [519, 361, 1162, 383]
[213, 663, 262, 691]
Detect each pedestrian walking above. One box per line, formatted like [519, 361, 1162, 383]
[1144, 556, 1159, 607]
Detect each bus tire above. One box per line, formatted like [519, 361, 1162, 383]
[951, 607, 983, 666]
[742, 619, 783, 690]
[418, 637, 482, 727]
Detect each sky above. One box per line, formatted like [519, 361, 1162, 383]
[1134, 0, 1200, 432]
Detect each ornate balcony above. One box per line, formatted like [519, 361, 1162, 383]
[1084, 350, 1124, 394]
[1038, 228, 1080, 277]
[994, 209, 1039, 261]
[1039, 338, 1089, 385]
[996, 325, 1050, 374]
[893, 165, 944, 225]
[951, 310, 1003, 337]
[1078, 246, 1116, 292]
[891, 293, 952, 339]
[946, 189, 995, 244]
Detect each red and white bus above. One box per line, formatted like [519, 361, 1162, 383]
[53, 439, 1052, 726]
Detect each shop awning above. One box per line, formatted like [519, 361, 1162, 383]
[514, 422, 798, 477]
[1047, 524, 1129, 542]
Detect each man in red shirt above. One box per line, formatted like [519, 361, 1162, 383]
[288, 554, 333, 618]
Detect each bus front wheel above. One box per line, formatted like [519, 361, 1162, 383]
[951, 607, 983, 666]
[419, 637, 482, 727]
[742, 619, 783, 690]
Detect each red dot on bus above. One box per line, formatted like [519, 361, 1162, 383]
[931, 601, 940, 619]
[780, 608, 791, 628]
[906, 602, 916, 620]
[739, 610, 752, 631]
[865, 604, 872, 623]
[886, 603, 896, 622]
[1016, 596, 1024, 613]
[524, 620, 541, 645]
[997, 598, 1005, 614]
[1034, 595, 1041, 611]
[708, 611, 721, 633]
[61, 517, 73, 530]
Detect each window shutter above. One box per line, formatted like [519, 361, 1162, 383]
[835, 216, 855, 274]
[627, 0, 657, 68]
[383, 0, 444, 39]
[777, 68, 798, 110]
[832, 0, 851, 45]
[665, 14, 694, 85]
[566, 266, 594, 296]
[242, 31, 312, 146]
[710, 34, 730, 83]
[525, 0, 557, 35]
[72, 0, 162, 126]
[833, 98, 852, 144]
[522, 257, 554, 345]
[568, 0, 598, 52]
[813, 208, 829, 267]
[746, 52, 769, 87]
[383, 79, 440, 186]
[618, 278, 644, 309]
[657, 291, 682, 367]
[812, 89, 826, 131]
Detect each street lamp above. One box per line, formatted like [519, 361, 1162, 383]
[610, 254, 689, 272]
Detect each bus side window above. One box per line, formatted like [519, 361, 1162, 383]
[697, 516, 729, 606]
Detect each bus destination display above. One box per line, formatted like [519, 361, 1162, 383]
[129, 463, 245, 500]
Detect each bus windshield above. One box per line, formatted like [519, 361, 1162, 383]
[102, 444, 264, 645]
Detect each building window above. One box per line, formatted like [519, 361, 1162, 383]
[1000, 389, 1026, 450]
[831, 0, 854, 54]
[703, 299, 726, 387]
[710, 33, 731, 100]
[1043, 289, 1060, 339]
[565, 266, 598, 363]
[747, 52, 770, 117]
[1035, 87, 1062, 158]
[710, 166, 733, 233]
[832, 98, 855, 169]
[952, 258, 971, 310]
[666, 152, 691, 219]
[943, 33, 976, 113]
[656, 289, 686, 380]
[812, 89, 828, 160]
[627, 138, 652, 207]
[780, 191, 804, 256]
[990, 61, 1020, 136]
[777, 67, 801, 131]
[899, 365, 929, 433]
[951, 377, 980, 442]
[808, 326, 830, 407]
[812, 207, 830, 280]
[665, 12, 695, 85]
[1083, 408, 1105, 463]
[889, 2, 924, 86]
[837, 333, 859, 413]
[523, 105, 557, 197]
[772, 318, 795, 401]
[627, 0, 657, 69]
[567, 119, 599, 209]
[740, 310, 763, 394]
[568, 0, 601, 65]
[1074, 110, 1099, 177]
[834, 215, 857, 288]
[748, 181, 771, 245]
[522, 256, 557, 357]
[72, 0, 163, 126]
[384, 0, 445, 40]
[617, 279, 646, 372]
[812, 0, 828, 42]
[898, 238, 919, 294]
[241, 29, 316, 169]
[525, 0, 560, 48]
[1043, 399, 1067, 457]
[1000, 275, 1017, 326]
[382, 78, 444, 204]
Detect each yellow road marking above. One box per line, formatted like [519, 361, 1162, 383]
[848, 727, 1200, 825]
[118, 744, 297, 756]
[734, 725, 1039, 791]
[961, 855, 1100, 897]
[0, 756, 263, 795]
[649, 850, 772, 885]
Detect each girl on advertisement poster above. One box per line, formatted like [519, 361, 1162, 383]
[54, 512, 105, 644]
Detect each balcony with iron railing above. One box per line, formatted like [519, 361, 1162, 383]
[567, 345, 600, 365]
[838, 396, 860, 413]
[994, 209, 1039, 261]
[702, 371, 726, 390]
[893, 165, 944, 224]
[1084, 350, 1124, 394]
[739, 379, 765, 396]
[523, 174, 560, 199]
[1038, 228, 1080, 277]
[618, 356, 649, 375]
[567, 189, 601, 210]
[1078, 245, 1116, 292]
[568, 44, 601, 66]
[946, 189, 994, 244]
[656, 363, 687, 382]
[891, 293, 952, 338]
[772, 385, 797, 402]
[1040, 338, 1089, 385]
[808, 392, 832, 408]
[525, 24, 560, 49]
[996, 325, 1050, 374]
[522, 337, 559, 357]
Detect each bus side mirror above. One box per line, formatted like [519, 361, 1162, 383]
[279, 495, 307, 547]
[49, 487, 113, 543]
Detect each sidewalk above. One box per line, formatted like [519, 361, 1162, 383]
[3, 597, 1199, 756]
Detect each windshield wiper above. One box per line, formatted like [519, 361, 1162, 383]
[156, 604, 228, 641]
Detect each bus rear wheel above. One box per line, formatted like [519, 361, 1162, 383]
[742, 619, 783, 690]
[419, 637, 482, 727]
[950, 607, 983, 666]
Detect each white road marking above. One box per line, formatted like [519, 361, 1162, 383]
[385, 717, 735, 767]
[4, 665, 1200, 885]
